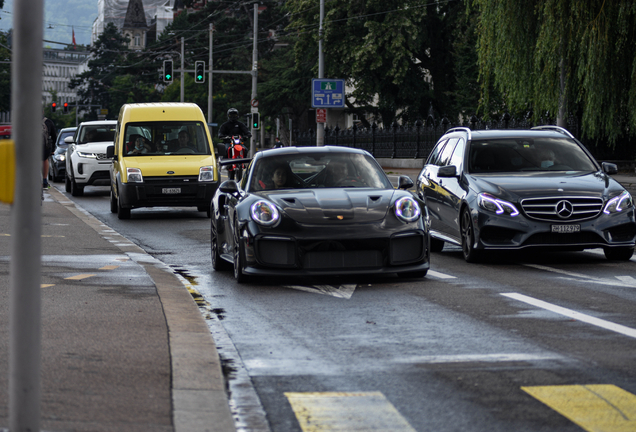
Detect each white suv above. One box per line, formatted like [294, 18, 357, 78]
[65, 120, 117, 196]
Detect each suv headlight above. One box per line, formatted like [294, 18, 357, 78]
[251, 200, 280, 226]
[394, 196, 421, 222]
[478, 193, 519, 216]
[199, 166, 214, 182]
[76, 151, 96, 159]
[604, 191, 633, 214]
[126, 168, 143, 183]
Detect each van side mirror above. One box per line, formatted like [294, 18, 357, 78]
[106, 145, 115, 159]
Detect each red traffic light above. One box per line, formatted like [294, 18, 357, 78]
[63, 102, 69, 113]
[51, 102, 57, 112]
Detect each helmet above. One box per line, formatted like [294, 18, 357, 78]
[227, 108, 239, 121]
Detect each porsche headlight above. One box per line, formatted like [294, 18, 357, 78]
[394, 196, 421, 223]
[604, 191, 633, 214]
[251, 200, 280, 226]
[126, 167, 143, 183]
[199, 166, 214, 182]
[478, 193, 519, 216]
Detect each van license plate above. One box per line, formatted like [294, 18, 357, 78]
[551, 224, 580, 233]
[162, 188, 181, 194]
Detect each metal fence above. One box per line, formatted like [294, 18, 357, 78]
[294, 114, 582, 160]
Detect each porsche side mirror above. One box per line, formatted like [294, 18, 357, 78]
[602, 162, 618, 175]
[397, 175, 414, 190]
[438, 165, 457, 178]
[219, 180, 239, 194]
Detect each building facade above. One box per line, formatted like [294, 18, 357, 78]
[42, 48, 90, 106]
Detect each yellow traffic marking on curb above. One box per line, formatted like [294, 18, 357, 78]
[41, 284, 55, 288]
[522, 384, 636, 432]
[65, 274, 96, 280]
[99, 265, 119, 270]
[285, 391, 416, 432]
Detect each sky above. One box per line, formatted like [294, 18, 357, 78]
[0, 0, 96, 48]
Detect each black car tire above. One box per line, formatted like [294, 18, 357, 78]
[430, 237, 444, 252]
[110, 188, 118, 214]
[70, 174, 84, 197]
[211, 219, 231, 271]
[232, 220, 249, 283]
[117, 195, 131, 219]
[65, 173, 71, 192]
[198, 205, 211, 218]
[461, 207, 482, 263]
[603, 246, 634, 261]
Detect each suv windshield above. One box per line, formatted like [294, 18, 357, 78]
[469, 138, 597, 173]
[78, 125, 116, 144]
[123, 121, 211, 156]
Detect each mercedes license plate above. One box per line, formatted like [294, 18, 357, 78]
[162, 188, 181, 194]
[551, 224, 580, 233]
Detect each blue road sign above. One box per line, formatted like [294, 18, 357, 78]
[312, 79, 345, 108]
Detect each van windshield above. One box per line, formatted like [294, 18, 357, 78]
[123, 121, 211, 156]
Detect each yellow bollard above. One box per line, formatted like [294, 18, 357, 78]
[0, 139, 15, 204]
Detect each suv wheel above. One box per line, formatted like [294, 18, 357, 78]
[65, 173, 71, 192]
[70, 174, 84, 196]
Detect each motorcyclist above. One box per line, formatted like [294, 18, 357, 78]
[218, 108, 251, 146]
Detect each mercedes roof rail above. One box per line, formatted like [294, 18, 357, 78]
[444, 127, 472, 141]
[531, 125, 575, 139]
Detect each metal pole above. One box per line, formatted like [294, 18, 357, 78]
[180, 37, 185, 102]
[208, 24, 213, 125]
[10, 0, 44, 430]
[250, 3, 258, 157]
[316, 0, 325, 146]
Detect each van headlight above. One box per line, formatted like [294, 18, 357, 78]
[126, 168, 143, 183]
[199, 166, 214, 182]
[251, 200, 280, 226]
[394, 196, 421, 222]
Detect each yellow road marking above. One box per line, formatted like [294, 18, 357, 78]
[41, 284, 54, 288]
[522, 384, 636, 432]
[99, 265, 119, 270]
[65, 274, 96, 280]
[285, 391, 416, 432]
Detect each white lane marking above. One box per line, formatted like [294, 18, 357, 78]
[428, 270, 456, 279]
[525, 264, 636, 288]
[616, 276, 636, 286]
[502, 292, 636, 339]
[398, 353, 562, 364]
[283, 284, 356, 299]
[524, 263, 601, 280]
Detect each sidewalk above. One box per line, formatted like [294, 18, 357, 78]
[0, 187, 235, 432]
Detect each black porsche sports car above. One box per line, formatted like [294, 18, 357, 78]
[416, 126, 636, 262]
[211, 146, 430, 282]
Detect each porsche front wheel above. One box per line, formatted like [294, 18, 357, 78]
[232, 222, 249, 283]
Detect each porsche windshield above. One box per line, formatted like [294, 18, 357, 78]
[469, 138, 597, 173]
[249, 152, 393, 191]
[122, 121, 211, 156]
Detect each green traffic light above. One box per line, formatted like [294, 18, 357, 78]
[166, 74, 171, 80]
[197, 75, 203, 81]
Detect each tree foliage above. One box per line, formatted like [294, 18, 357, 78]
[474, 0, 636, 143]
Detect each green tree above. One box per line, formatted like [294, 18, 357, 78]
[474, 0, 636, 143]
[0, 31, 10, 113]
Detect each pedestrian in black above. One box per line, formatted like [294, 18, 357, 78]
[42, 115, 56, 188]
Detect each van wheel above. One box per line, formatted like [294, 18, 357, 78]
[117, 196, 131, 219]
[110, 188, 118, 214]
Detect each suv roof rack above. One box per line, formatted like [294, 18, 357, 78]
[531, 125, 575, 139]
[444, 127, 472, 141]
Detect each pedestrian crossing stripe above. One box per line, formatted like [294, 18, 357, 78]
[285, 391, 416, 432]
[522, 384, 636, 432]
[99, 265, 119, 270]
[65, 274, 96, 280]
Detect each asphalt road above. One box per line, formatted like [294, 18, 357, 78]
[55, 182, 636, 432]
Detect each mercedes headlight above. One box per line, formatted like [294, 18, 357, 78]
[394, 196, 421, 223]
[478, 193, 519, 216]
[251, 200, 280, 226]
[604, 191, 633, 214]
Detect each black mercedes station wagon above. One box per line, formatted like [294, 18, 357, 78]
[416, 126, 636, 262]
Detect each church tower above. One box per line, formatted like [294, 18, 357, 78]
[123, 0, 149, 51]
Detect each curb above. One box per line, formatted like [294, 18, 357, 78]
[47, 187, 236, 432]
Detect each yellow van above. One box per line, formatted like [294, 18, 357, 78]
[106, 102, 219, 219]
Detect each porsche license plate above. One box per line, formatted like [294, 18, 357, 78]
[551, 224, 580, 233]
[162, 188, 181, 194]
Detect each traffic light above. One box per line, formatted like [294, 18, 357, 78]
[63, 102, 69, 114]
[195, 61, 205, 84]
[163, 60, 173, 83]
[51, 102, 56, 112]
[252, 112, 260, 130]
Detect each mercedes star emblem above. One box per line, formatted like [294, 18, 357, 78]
[555, 200, 574, 219]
